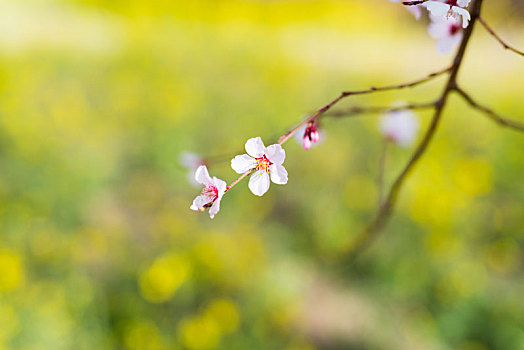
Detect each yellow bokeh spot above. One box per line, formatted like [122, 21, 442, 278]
[0, 250, 24, 292]
[139, 253, 190, 303]
[344, 174, 377, 210]
[454, 159, 492, 196]
[426, 229, 463, 259]
[205, 299, 240, 334]
[124, 320, 164, 350]
[178, 315, 221, 350]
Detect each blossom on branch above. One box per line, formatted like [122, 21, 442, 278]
[423, 0, 471, 28]
[231, 137, 288, 196]
[190, 165, 226, 219]
[428, 14, 463, 54]
[302, 122, 320, 150]
[379, 106, 420, 147]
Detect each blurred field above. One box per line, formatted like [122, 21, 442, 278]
[0, 0, 523, 349]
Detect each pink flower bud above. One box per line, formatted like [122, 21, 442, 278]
[302, 122, 320, 150]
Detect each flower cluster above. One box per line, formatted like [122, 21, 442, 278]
[394, 0, 471, 54]
[187, 101, 423, 218]
[379, 105, 420, 147]
[189, 137, 290, 218]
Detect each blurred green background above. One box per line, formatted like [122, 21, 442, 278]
[0, 0, 523, 349]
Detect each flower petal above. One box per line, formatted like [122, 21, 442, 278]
[302, 136, 312, 150]
[208, 198, 221, 219]
[424, 1, 449, 17]
[269, 164, 288, 185]
[245, 137, 266, 158]
[190, 194, 209, 211]
[457, 0, 470, 7]
[265, 144, 286, 165]
[248, 171, 270, 196]
[212, 177, 227, 197]
[231, 154, 255, 174]
[194, 165, 212, 185]
[452, 6, 470, 28]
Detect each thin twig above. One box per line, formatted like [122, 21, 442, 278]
[349, 0, 485, 259]
[478, 16, 524, 57]
[225, 169, 253, 193]
[454, 87, 524, 132]
[278, 67, 451, 145]
[325, 101, 437, 118]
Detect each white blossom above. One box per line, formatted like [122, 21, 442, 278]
[423, 0, 471, 28]
[190, 165, 226, 219]
[379, 107, 420, 147]
[231, 137, 288, 196]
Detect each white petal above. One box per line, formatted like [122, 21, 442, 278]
[452, 6, 470, 28]
[265, 144, 286, 165]
[379, 110, 420, 147]
[245, 137, 266, 158]
[190, 194, 209, 211]
[231, 154, 255, 174]
[248, 171, 270, 196]
[269, 164, 288, 185]
[208, 198, 221, 219]
[457, 0, 470, 7]
[194, 165, 212, 185]
[212, 177, 227, 197]
[424, 2, 450, 17]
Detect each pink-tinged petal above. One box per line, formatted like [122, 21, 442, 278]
[457, 0, 470, 7]
[212, 177, 227, 198]
[245, 137, 266, 158]
[231, 154, 255, 174]
[311, 129, 320, 143]
[194, 165, 212, 185]
[302, 137, 312, 150]
[452, 6, 470, 28]
[248, 171, 270, 196]
[208, 199, 221, 219]
[269, 164, 288, 185]
[265, 144, 286, 165]
[190, 194, 209, 211]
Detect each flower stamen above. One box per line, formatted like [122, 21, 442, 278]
[255, 155, 273, 173]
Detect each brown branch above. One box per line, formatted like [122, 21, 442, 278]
[402, 0, 428, 5]
[454, 87, 524, 132]
[278, 67, 451, 145]
[325, 101, 437, 118]
[349, 0, 485, 259]
[479, 16, 524, 57]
